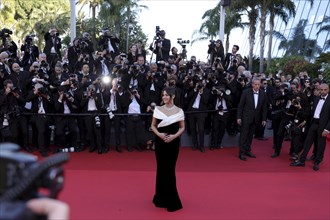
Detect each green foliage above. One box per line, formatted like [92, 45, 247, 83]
[268, 55, 326, 79]
[315, 52, 330, 80]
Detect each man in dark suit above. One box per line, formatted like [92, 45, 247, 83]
[43, 28, 62, 67]
[237, 78, 267, 161]
[26, 83, 54, 157]
[187, 82, 210, 152]
[150, 30, 171, 62]
[222, 45, 239, 71]
[290, 83, 330, 171]
[98, 28, 121, 60]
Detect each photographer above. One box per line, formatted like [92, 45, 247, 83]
[149, 29, 171, 62]
[20, 35, 39, 70]
[0, 51, 12, 75]
[53, 85, 79, 153]
[102, 79, 128, 153]
[7, 63, 30, 97]
[142, 63, 165, 106]
[209, 85, 233, 150]
[125, 84, 153, 152]
[98, 28, 121, 60]
[136, 40, 147, 61]
[0, 28, 18, 58]
[49, 63, 69, 93]
[74, 52, 95, 75]
[26, 83, 53, 157]
[208, 39, 224, 66]
[43, 28, 62, 68]
[80, 84, 103, 153]
[272, 82, 309, 158]
[186, 80, 210, 152]
[0, 80, 28, 147]
[223, 45, 239, 71]
[94, 50, 112, 76]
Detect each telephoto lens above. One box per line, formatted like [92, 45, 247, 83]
[94, 115, 101, 128]
[106, 107, 115, 119]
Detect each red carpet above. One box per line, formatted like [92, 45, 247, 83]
[52, 138, 329, 220]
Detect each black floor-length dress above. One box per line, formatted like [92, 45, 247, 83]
[153, 119, 183, 212]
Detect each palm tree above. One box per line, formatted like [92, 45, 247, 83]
[317, 16, 330, 50]
[191, 2, 247, 56]
[77, 0, 104, 49]
[232, 0, 259, 71]
[273, 19, 322, 59]
[266, 0, 296, 70]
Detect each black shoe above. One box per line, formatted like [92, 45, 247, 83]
[127, 147, 133, 152]
[209, 146, 215, 151]
[89, 147, 96, 152]
[199, 146, 205, 153]
[290, 161, 305, 167]
[271, 153, 280, 158]
[116, 146, 122, 153]
[103, 147, 110, 153]
[136, 146, 143, 152]
[258, 137, 268, 141]
[245, 152, 256, 158]
[239, 154, 247, 161]
[313, 164, 319, 171]
[98, 149, 103, 154]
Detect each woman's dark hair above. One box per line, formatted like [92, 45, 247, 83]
[162, 87, 176, 98]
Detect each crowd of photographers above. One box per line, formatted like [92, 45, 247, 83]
[0, 27, 328, 160]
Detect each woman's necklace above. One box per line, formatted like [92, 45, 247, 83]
[164, 104, 175, 111]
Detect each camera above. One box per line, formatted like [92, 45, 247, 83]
[94, 115, 101, 128]
[37, 86, 47, 95]
[0, 28, 13, 42]
[106, 107, 115, 119]
[0, 143, 69, 201]
[196, 82, 203, 90]
[209, 40, 216, 48]
[129, 84, 138, 94]
[177, 38, 190, 46]
[292, 99, 300, 106]
[10, 87, 20, 93]
[285, 121, 293, 131]
[40, 60, 48, 68]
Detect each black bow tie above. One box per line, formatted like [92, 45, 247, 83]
[253, 92, 258, 95]
[320, 97, 325, 100]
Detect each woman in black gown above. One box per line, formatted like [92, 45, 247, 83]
[151, 87, 185, 212]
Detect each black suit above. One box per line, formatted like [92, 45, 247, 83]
[26, 91, 54, 154]
[53, 92, 79, 150]
[237, 88, 267, 155]
[152, 38, 171, 62]
[187, 88, 211, 150]
[98, 36, 120, 60]
[21, 44, 39, 69]
[300, 95, 330, 164]
[43, 33, 61, 66]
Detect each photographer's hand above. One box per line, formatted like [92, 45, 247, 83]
[298, 121, 306, 128]
[27, 198, 69, 220]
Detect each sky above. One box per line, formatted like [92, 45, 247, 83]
[80, 0, 244, 62]
[138, 0, 222, 62]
